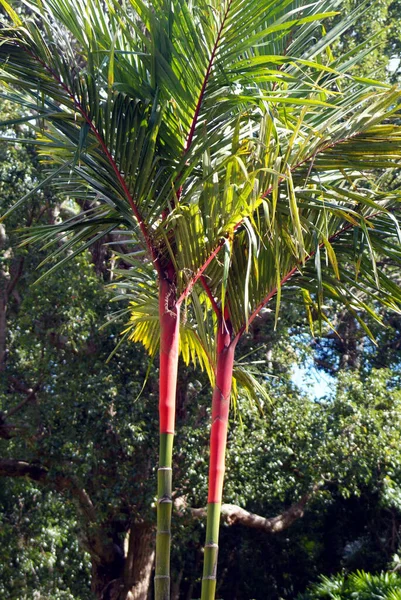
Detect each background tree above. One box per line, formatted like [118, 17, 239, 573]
[329, 0, 401, 80]
[0, 482, 92, 600]
[0, 102, 160, 598]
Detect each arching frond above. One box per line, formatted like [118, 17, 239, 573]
[1, 0, 386, 281]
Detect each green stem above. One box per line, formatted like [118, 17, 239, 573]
[201, 503, 221, 600]
[155, 433, 174, 600]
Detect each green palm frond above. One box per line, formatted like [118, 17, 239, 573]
[171, 79, 401, 335]
[1, 0, 401, 392]
[218, 196, 401, 337]
[158, 80, 401, 305]
[299, 570, 401, 599]
[0, 0, 383, 279]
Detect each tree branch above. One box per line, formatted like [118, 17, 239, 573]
[5, 381, 41, 418]
[6, 255, 24, 298]
[177, 485, 319, 534]
[0, 459, 48, 482]
[0, 458, 97, 521]
[0, 457, 119, 562]
[0, 417, 31, 440]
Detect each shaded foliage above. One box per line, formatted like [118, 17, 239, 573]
[298, 570, 401, 599]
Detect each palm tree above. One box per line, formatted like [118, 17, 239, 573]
[134, 11, 401, 599]
[194, 94, 401, 598]
[121, 72, 401, 598]
[126, 79, 401, 598]
[1, 0, 401, 599]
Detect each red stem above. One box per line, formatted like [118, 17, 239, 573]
[177, 221, 242, 304]
[207, 320, 236, 503]
[234, 265, 298, 343]
[203, 209, 373, 507]
[159, 275, 181, 434]
[178, 242, 225, 304]
[200, 275, 221, 318]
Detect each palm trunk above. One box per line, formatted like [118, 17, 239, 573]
[155, 274, 180, 600]
[201, 318, 236, 600]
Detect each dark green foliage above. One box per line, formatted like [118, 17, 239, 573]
[171, 362, 401, 599]
[2, 180, 401, 597]
[0, 104, 160, 597]
[0, 481, 91, 600]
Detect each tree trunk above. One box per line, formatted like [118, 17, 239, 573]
[171, 569, 183, 600]
[124, 522, 155, 600]
[90, 522, 155, 600]
[0, 224, 10, 371]
[91, 552, 125, 600]
[338, 312, 362, 370]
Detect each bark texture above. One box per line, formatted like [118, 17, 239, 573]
[124, 523, 155, 600]
[91, 522, 154, 600]
[0, 225, 23, 372]
[191, 490, 317, 533]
